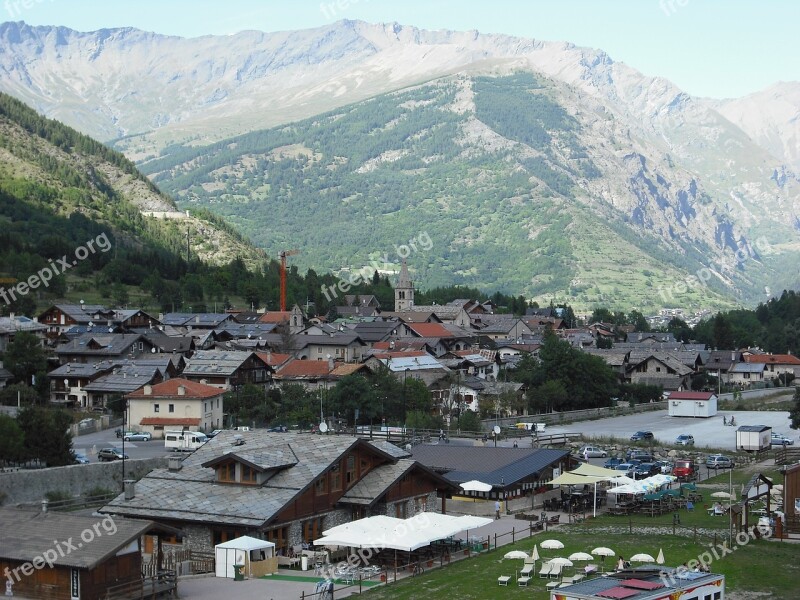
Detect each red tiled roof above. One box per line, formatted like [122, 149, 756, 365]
[256, 352, 292, 367]
[331, 363, 366, 377]
[408, 323, 453, 338]
[668, 391, 716, 400]
[126, 378, 223, 399]
[140, 417, 201, 426]
[744, 354, 800, 365]
[276, 359, 332, 378]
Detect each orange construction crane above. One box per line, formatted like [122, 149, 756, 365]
[279, 249, 299, 311]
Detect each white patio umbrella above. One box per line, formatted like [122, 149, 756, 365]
[611, 475, 637, 486]
[549, 557, 574, 567]
[541, 539, 565, 550]
[711, 491, 734, 500]
[656, 548, 665, 565]
[460, 480, 493, 492]
[591, 546, 615, 572]
[530, 545, 540, 561]
[568, 552, 593, 562]
[504, 550, 530, 560]
[629, 553, 655, 563]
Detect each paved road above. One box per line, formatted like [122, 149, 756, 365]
[72, 428, 174, 462]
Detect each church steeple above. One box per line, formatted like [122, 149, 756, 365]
[394, 259, 414, 312]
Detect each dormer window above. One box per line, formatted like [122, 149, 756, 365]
[242, 465, 258, 484]
[219, 462, 236, 483]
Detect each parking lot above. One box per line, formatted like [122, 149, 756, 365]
[544, 408, 794, 450]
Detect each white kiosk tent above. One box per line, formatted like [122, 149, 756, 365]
[214, 536, 276, 579]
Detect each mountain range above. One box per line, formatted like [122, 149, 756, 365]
[0, 19, 798, 312]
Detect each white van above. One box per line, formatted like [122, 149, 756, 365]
[164, 430, 208, 452]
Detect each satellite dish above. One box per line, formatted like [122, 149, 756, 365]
[319, 422, 328, 433]
[493, 425, 501, 435]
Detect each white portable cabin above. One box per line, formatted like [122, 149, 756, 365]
[164, 430, 208, 452]
[214, 536, 275, 579]
[736, 425, 771, 452]
[667, 392, 718, 418]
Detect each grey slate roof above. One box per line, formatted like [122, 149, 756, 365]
[410, 446, 570, 487]
[103, 430, 401, 528]
[55, 333, 150, 358]
[730, 362, 766, 373]
[183, 350, 256, 377]
[0, 508, 155, 569]
[83, 366, 162, 393]
[353, 321, 401, 343]
[161, 313, 234, 327]
[339, 459, 416, 506]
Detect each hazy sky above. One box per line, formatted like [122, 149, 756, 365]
[4, 0, 798, 98]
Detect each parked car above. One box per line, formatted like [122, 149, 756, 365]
[706, 454, 735, 469]
[626, 449, 654, 462]
[122, 431, 152, 442]
[614, 463, 637, 477]
[268, 425, 288, 433]
[206, 429, 223, 438]
[604, 457, 625, 469]
[770, 432, 794, 446]
[630, 431, 654, 441]
[654, 460, 673, 474]
[73, 453, 90, 464]
[97, 447, 128, 461]
[578, 446, 608, 458]
[632, 463, 660, 479]
[675, 434, 695, 446]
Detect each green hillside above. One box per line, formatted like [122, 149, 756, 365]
[143, 73, 746, 312]
[0, 93, 300, 314]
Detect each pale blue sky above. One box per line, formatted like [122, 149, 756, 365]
[4, 0, 797, 98]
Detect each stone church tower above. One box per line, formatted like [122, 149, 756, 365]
[394, 259, 414, 312]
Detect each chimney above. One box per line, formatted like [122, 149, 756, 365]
[177, 384, 186, 396]
[168, 456, 183, 472]
[328, 357, 334, 372]
[731, 351, 736, 361]
[124, 480, 136, 500]
[9, 312, 14, 320]
[195, 315, 200, 324]
[143, 384, 152, 395]
[41, 499, 49, 513]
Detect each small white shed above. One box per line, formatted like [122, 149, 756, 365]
[214, 536, 276, 579]
[667, 392, 718, 417]
[736, 425, 771, 452]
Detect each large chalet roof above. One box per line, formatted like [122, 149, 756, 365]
[0, 316, 47, 334]
[101, 431, 416, 528]
[275, 359, 333, 379]
[293, 333, 364, 348]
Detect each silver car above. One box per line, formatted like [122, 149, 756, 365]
[578, 446, 608, 458]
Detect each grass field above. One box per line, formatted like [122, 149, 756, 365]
[361, 503, 797, 599]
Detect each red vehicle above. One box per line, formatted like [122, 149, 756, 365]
[672, 459, 698, 481]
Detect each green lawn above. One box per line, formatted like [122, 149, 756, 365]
[361, 515, 798, 599]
